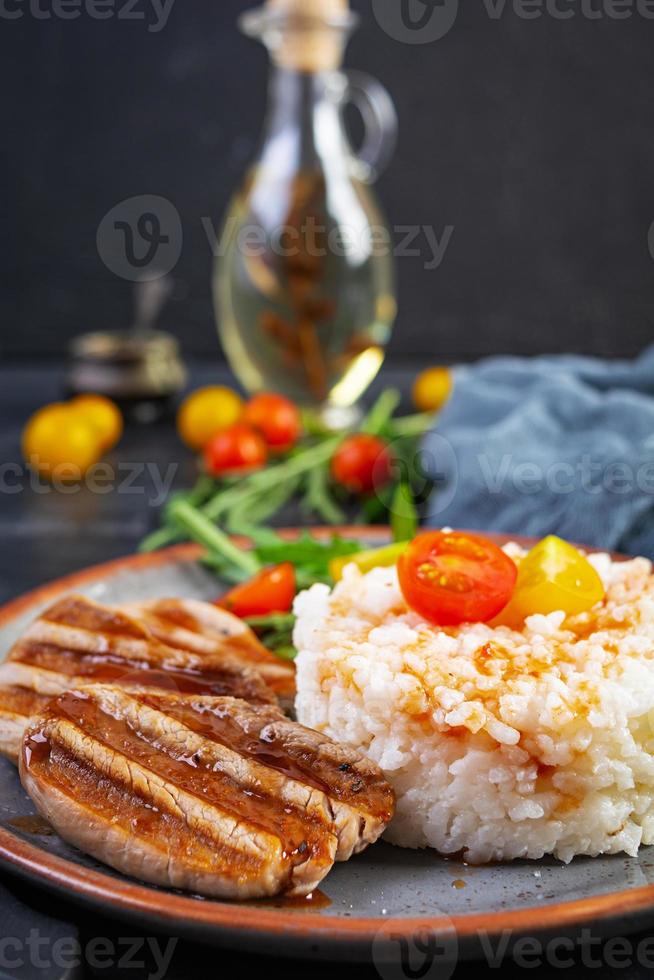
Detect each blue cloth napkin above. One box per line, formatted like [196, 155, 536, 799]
[423, 345, 654, 557]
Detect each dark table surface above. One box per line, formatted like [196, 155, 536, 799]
[0, 362, 420, 604]
[2, 360, 654, 980]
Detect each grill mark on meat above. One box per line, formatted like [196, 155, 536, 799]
[35, 717, 286, 861]
[142, 696, 360, 800]
[88, 686, 338, 833]
[20, 685, 394, 899]
[22, 619, 252, 673]
[123, 599, 295, 698]
[45, 596, 148, 637]
[125, 598, 273, 659]
[32, 739, 274, 886]
[147, 697, 335, 796]
[138, 692, 395, 859]
[0, 685, 50, 716]
[51, 689, 336, 869]
[0, 685, 51, 761]
[13, 597, 290, 683]
[0, 595, 284, 762]
[11, 640, 274, 700]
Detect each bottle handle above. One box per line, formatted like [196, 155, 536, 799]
[342, 70, 398, 183]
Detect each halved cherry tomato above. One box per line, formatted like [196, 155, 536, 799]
[493, 535, 605, 628]
[217, 563, 296, 617]
[243, 393, 302, 450]
[203, 423, 268, 477]
[330, 434, 393, 494]
[398, 531, 517, 626]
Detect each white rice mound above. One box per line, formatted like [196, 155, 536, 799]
[293, 545, 654, 863]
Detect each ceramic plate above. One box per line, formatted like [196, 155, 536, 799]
[1, 528, 654, 963]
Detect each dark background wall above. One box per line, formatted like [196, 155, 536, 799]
[2, 0, 654, 364]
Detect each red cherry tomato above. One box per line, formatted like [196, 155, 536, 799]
[216, 563, 296, 618]
[330, 434, 393, 494]
[397, 531, 517, 626]
[203, 423, 268, 476]
[243, 393, 302, 450]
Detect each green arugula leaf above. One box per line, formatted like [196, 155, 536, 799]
[254, 532, 361, 587]
[390, 480, 419, 542]
[244, 612, 297, 660]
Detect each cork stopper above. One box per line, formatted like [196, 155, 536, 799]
[266, 0, 348, 16]
[241, 0, 357, 72]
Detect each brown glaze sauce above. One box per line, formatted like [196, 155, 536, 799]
[7, 814, 55, 836]
[143, 696, 335, 797]
[142, 605, 214, 634]
[143, 694, 392, 817]
[141, 611, 297, 698]
[25, 731, 264, 878]
[160, 624, 263, 659]
[31, 737, 256, 877]
[33, 691, 333, 870]
[45, 600, 148, 639]
[0, 686, 49, 714]
[15, 643, 271, 702]
[251, 889, 332, 911]
[135, 604, 290, 668]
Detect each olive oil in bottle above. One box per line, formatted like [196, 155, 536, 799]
[214, 0, 397, 426]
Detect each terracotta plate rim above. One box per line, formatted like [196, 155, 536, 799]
[0, 526, 649, 956]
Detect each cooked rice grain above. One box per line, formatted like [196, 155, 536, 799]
[294, 547, 654, 863]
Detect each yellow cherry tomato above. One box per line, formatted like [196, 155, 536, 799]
[177, 386, 244, 451]
[494, 535, 605, 628]
[329, 541, 409, 582]
[70, 394, 123, 451]
[22, 404, 102, 480]
[412, 366, 453, 414]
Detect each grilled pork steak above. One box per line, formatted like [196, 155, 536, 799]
[0, 594, 287, 763]
[121, 597, 295, 702]
[20, 685, 395, 899]
[0, 686, 51, 762]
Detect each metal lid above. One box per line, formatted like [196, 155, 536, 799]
[69, 330, 181, 366]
